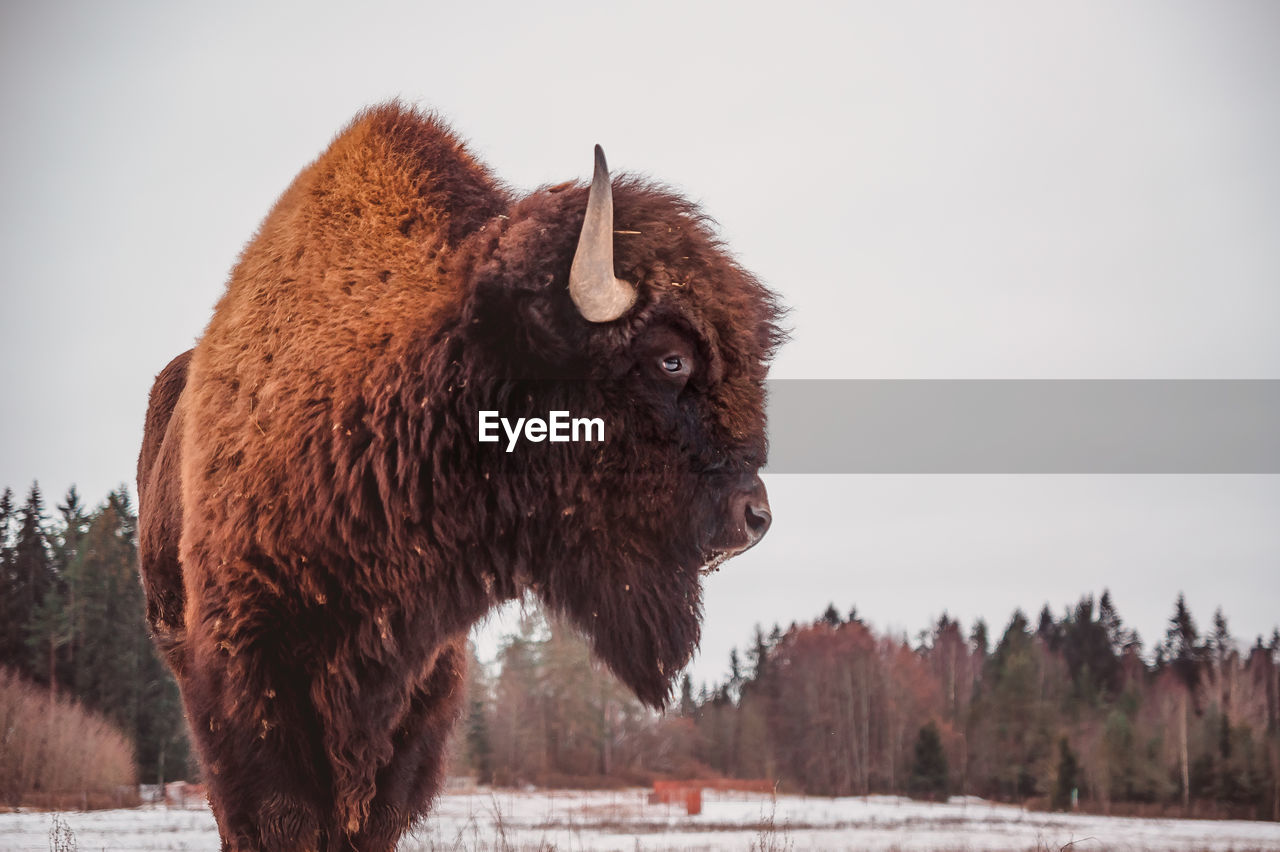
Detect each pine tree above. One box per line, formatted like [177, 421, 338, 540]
[465, 698, 494, 784]
[54, 488, 89, 554]
[1162, 593, 1202, 811]
[982, 610, 1049, 799]
[0, 487, 19, 668]
[1060, 594, 1119, 701]
[25, 574, 69, 690]
[678, 673, 696, 718]
[49, 487, 90, 691]
[747, 624, 771, 685]
[8, 483, 54, 678]
[768, 623, 783, 646]
[68, 491, 150, 740]
[1036, 604, 1061, 651]
[1052, 737, 1079, 810]
[23, 487, 90, 693]
[1099, 589, 1125, 653]
[1211, 608, 1233, 666]
[727, 648, 743, 703]
[969, 619, 989, 657]
[1163, 594, 1202, 692]
[0, 487, 12, 550]
[909, 721, 949, 800]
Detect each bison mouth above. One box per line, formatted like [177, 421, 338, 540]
[699, 549, 737, 576]
[697, 536, 765, 575]
[697, 475, 772, 576]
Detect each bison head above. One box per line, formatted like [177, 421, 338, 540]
[457, 147, 785, 707]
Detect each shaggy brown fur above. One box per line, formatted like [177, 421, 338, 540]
[138, 102, 784, 852]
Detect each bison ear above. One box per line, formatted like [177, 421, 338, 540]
[568, 146, 637, 323]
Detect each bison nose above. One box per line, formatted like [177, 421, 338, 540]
[744, 497, 771, 543]
[732, 475, 772, 550]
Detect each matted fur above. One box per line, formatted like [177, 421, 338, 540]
[138, 102, 784, 852]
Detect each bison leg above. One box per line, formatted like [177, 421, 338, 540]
[180, 593, 333, 852]
[336, 639, 468, 852]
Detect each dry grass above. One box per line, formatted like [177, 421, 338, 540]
[0, 667, 137, 807]
[748, 796, 793, 852]
[48, 813, 77, 852]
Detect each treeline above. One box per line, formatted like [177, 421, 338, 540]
[4, 479, 1278, 822]
[0, 482, 192, 787]
[454, 596, 1280, 820]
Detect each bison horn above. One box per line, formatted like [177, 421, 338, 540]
[569, 145, 637, 323]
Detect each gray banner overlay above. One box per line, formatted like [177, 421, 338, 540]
[763, 381, 1280, 473]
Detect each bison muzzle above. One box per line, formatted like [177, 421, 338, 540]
[137, 103, 784, 852]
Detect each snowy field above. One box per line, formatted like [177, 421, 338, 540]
[4, 789, 1280, 851]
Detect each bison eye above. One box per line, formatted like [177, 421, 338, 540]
[658, 354, 692, 382]
[639, 330, 695, 386]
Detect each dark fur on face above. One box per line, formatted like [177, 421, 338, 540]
[137, 102, 784, 851]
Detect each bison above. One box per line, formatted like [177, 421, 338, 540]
[137, 102, 784, 851]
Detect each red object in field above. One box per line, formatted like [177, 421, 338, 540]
[651, 779, 772, 815]
[651, 780, 686, 803]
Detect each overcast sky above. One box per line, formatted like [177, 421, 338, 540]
[2, 1, 1277, 686]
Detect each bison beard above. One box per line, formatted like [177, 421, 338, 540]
[137, 103, 784, 851]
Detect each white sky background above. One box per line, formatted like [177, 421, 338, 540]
[1, 1, 1277, 686]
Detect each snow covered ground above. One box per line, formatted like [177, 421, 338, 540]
[3, 789, 1280, 851]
